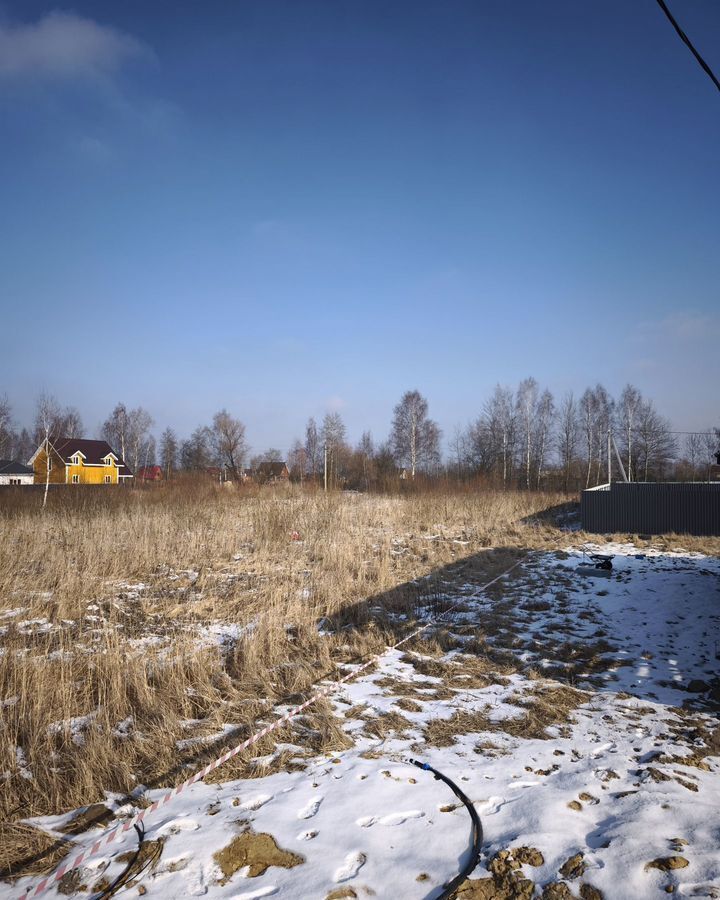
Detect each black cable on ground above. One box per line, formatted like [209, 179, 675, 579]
[409, 758, 483, 899]
[654, 0, 720, 93]
[94, 823, 157, 899]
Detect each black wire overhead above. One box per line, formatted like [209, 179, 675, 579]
[654, 0, 720, 93]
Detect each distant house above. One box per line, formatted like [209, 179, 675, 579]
[138, 465, 163, 482]
[0, 460, 34, 486]
[256, 461, 290, 484]
[28, 438, 132, 485]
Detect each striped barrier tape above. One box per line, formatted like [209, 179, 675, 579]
[18, 560, 522, 899]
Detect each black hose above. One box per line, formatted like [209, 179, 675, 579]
[94, 823, 153, 899]
[409, 758, 483, 900]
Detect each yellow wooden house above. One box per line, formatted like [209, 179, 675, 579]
[29, 439, 133, 485]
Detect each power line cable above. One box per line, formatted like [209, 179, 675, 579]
[654, 0, 720, 92]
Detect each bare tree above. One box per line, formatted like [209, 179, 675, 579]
[357, 430, 375, 490]
[101, 403, 130, 462]
[515, 377, 538, 489]
[288, 439, 308, 483]
[180, 426, 214, 470]
[634, 399, 676, 481]
[0, 394, 12, 457]
[699, 430, 719, 477]
[160, 427, 178, 480]
[579, 388, 597, 488]
[593, 385, 613, 485]
[15, 428, 34, 464]
[34, 401, 84, 446]
[36, 392, 61, 509]
[321, 412, 348, 488]
[617, 384, 642, 481]
[389, 390, 441, 478]
[481, 385, 516, 486]
[558, 392, 579, 492]
[211, 410, 247, 477]
[534, 389, 555, 489]
[304, 418, 320, 479]
[126, 407, 154, 475]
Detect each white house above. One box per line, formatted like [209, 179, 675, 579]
[0, 460, 35, 486]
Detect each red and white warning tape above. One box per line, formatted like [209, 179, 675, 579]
[18, 560, 521, 899]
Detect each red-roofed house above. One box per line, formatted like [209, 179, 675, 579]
[137, 465, 163, 482]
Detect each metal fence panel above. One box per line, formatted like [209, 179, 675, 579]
[580, 482, 720, 536]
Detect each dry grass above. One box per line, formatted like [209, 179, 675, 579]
[0, 483, 569, 860]
[424, 683, 587, 747]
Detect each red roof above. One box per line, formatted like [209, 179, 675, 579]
[138, 465, 163, 480]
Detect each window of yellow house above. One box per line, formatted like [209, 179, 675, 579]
[71, 455, 80, 465]
[104, 475, 111, 484]
[72, 474, 79, 484]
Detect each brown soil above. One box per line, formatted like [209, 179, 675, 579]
[214, 831, 305, 882]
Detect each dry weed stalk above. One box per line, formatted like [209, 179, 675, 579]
[0, 484, 569, 852]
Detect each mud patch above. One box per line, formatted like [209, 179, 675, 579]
[214, 830, 305, 882]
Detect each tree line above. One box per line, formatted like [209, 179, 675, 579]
[0, 382, 718, 490]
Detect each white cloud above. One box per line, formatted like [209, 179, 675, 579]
[0, 11, 150, 79]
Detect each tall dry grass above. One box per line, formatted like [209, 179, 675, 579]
[0, 483, 570, 862]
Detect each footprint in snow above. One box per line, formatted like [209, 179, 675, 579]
[240, 794, 273, 812]
[184, 863, 208, 896]
[478, 796, 511, 815]
[297, 830, 318, 840]
[334, 851, 367, 882]
[230, 887, 279, 899]
[357, 811, 424, 827]
[298, 797, 322, 819]
[155, 817, 200, 836]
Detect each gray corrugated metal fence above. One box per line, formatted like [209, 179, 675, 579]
[581, 482, 720, 536]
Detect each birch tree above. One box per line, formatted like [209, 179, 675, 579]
[516, 377, 538, 489]
[127, 408, 154, 474]
[160, 427, 178, 479]
[321, 412, 347, 487]
[0, 395, 12, 457]
[483, 386, 516, 486]
[357, 430, 374, 490]
[36, 393, 61, 509]
[617, 384, 642, 481]
[304, 418, 320, 479]
[558, 392, 579, 492]
[534, 388, 555, 489]
[579, 388, 597, 488]
[389, 390, 441, 478]
[101, 403, 130, 462]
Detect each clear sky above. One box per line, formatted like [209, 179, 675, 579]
[1, 0, 718, 456]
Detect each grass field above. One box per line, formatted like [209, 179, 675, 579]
[0, 487, 565, 826]
[2, 484, 718, 892]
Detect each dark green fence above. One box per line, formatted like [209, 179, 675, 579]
[581, 482, 720, 536]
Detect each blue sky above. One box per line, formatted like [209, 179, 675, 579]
[1, 1, 718, 455]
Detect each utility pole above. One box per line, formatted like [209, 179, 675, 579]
[607, 427, 612, 486]
[324, 442, 328, 493]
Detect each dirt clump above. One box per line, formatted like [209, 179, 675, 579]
[542, 884, 574, 899]
[579, 885, 605, 900]
[214, 831, 305, 882]
[645, 856, 689, 872]
[456, 875, 534, 899]
[558, 852, 585, 879]
[59, 803, 115, 835]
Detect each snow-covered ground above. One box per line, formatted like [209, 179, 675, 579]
[8, 544, 720, 899]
